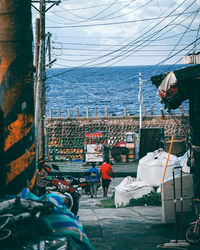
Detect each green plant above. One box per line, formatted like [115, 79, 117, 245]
[100, 198, 115, 208]
[127, 192, 161, 207]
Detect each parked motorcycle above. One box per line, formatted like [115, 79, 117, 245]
[47, 177, 80, 216]
[51, 164, 91, 194]
[42, 166, 80, 216]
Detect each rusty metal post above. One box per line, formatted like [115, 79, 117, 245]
[0, 0, 35, 195]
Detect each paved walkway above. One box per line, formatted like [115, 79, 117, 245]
[78, 178, 197, 250]
[47, 161, 198, 250]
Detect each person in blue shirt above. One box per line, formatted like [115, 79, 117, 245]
[87, 162, 100, 198]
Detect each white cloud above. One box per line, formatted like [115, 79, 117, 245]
[33, 0, 200, 67]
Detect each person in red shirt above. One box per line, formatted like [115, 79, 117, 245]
[100, 159, 114, 197]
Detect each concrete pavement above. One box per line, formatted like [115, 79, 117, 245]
[78, 178, 197, 250]
[48, 162, 199, 250]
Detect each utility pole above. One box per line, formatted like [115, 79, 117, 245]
[34, 18, 40, 101]
[39, 0, 46, 160]
[138, 72, 143, 129]
[0, 0, 35, 195]
[32, 0, 60, 164]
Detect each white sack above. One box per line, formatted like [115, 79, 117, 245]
[114, 176, 154, 208]
[137, 149, 180, 187]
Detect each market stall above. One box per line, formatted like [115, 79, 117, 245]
[84, 131, 109, 163]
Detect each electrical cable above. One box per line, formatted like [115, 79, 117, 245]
[51, 0, 151, 24]
[155, 7, 200, 72]
[49, 0, 196, 72]
[49, 0, 191, 67]
[58, 0, 120, 22]
[46, 10, 197, 28]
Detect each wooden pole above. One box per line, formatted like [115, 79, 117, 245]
[68, 108, 70, 118]
[86, 107, 89, 118]
[58, 107, 61, 117]
[39, 0, 46, 160]
[34, 18, 40, 103]
[181, 105, 184, 116]
[124, 107, 127, 117]
[95, 107, 98, 117]
[162, 135, 174, 184]
[151, 105, 153, 115]
[0, 0, 35, 195]
[143, 106, 146, 117]
[76, 107, 79, 117]
[105, 107, 108, 118]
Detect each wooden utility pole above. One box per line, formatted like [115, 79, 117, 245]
[32, 0, 60, 163]
[39, 0, 46, 160]
[0, 0, 35, 195]
[34, 18, 40, 102]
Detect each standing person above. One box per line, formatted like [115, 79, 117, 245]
[100, 159, 114, 197]
[87, 162, 100, 198]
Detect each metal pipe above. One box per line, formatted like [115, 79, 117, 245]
[173, 169, 178, 243]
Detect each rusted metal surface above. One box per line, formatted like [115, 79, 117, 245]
[0, 0, 35, 195]
[0, 108, 5, 195]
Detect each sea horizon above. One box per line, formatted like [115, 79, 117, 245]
[46, 64, 189, 118]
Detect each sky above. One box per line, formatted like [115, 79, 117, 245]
[31, 0, 200, 68]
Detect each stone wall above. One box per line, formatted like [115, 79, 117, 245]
[45, 115, 190, 161]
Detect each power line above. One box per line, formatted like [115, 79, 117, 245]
[49, 0, 197, 72]
[46, 0, 197, 78]
[52, 0, 148, 24]
[57, 0, 134, 12]
[46, 10, 197, 28]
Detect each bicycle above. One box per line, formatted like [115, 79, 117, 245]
[0, 212, 32, 241]
[185, 214, 200, 244]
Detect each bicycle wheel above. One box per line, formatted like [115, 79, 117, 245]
[186, 224, 200, 244]
[0, 214, 13, 230]
[0, 229, 12, 241]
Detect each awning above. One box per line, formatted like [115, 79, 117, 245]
[151, 64, 200, 110]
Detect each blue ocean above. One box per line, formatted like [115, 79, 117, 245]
[46, 65, 189, 118]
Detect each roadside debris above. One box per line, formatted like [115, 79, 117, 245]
[115, 148, 192, 209]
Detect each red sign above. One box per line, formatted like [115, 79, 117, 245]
[85, 132, 103, 138]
